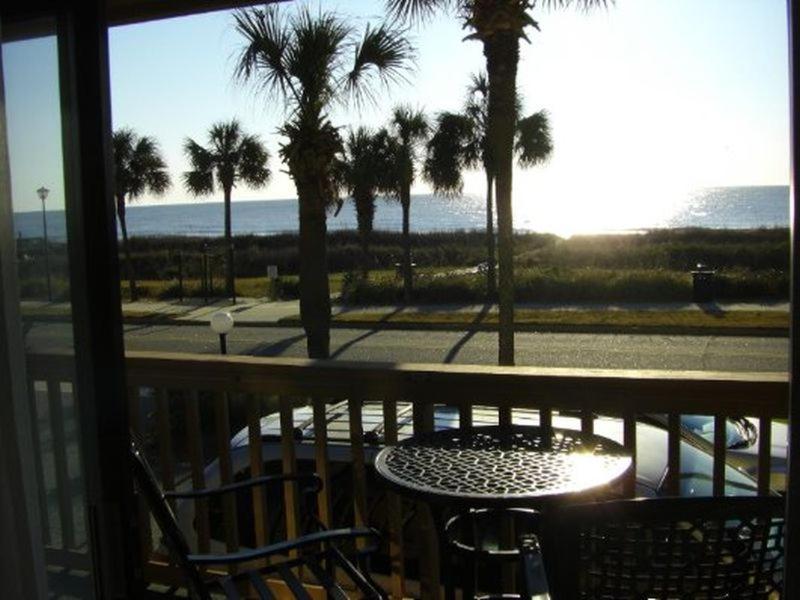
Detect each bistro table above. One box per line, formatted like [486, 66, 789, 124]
[374, 425, 633, 598]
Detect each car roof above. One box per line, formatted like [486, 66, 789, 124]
[229, 401, 671, 489]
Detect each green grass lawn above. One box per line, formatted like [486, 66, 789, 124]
[326, 308, 789, 331]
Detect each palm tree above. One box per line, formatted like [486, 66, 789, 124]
[183, 120, 271, 299]
[337, 127, 395, 275]
[426, 72, 552, 297]
[383, 105, 429, 303]
[112, 129, 171, 301]
[234, 6, 414, 358]
[388, 0, 608, 365]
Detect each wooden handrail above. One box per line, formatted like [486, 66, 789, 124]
[123, 351, 788, 418]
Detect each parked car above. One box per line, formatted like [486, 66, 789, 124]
[175, 402, 783, 554]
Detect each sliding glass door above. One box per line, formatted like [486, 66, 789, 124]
[0, 3, 136, 597]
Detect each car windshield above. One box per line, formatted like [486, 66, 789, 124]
[672, 441, 758, 497]
[681, 415, 753, 449]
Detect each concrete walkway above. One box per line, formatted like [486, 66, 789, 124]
[21, 297, 790, 326]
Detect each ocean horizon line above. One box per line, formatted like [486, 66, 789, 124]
[12, 185, 790, 240]
[11, 184, 789, 216]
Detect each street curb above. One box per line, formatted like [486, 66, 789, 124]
[278, 317, 790, 338]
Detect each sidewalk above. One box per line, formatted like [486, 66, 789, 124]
[21, 297, 301, 325]
[21, 297, 790, 337]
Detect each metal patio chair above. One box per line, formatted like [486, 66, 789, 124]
[130, 438, 387, 599]
[544, 496, 785, 600]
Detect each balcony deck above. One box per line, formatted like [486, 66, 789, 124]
[26, 351, 788, 598]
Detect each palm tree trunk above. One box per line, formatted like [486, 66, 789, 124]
[116, 194, 137, 302]
[297, 181, 331, 359]
[485, 170, 497, 298]
[355, 194, 374, 277]
[223, 185, 235, 299]
[401, 186, 412, 303]
[485, 32, 519, 366]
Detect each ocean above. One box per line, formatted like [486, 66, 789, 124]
[12, 185, 790, 242]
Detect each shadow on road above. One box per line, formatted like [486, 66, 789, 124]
[443, 303, 493, 364]
[330, 306, 404, 359]
[251, 333, 307, 356]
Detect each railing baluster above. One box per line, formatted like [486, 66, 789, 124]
[382, 398, 406, 600]
[348, 397, 368, 547]
[412, 398, 440, 599]
[713, 415, 726, 496]
[540, 406, 552, 439]
[413, 400, 435, 435]
[213, 390, 238, 562]
[279, 398, 300, 548]
[47, 380, 75, 550]
[155, 389, 175, 500]
[758, 416, 772, 495]
[666, 413, 681, 496]
[128, 385, 152, 559]
[186, 391, 209, 553]
[28, 379, 51, 546]
[581, 408, 594, 436]
[498, 405, 512, 428]
[312, 398, 332, 529]
[459, 399, 473, 429]
[247, 395, 268, 550]
[623, 413, 637, 497]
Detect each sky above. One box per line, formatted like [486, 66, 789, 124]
[2, 0, 791, 235]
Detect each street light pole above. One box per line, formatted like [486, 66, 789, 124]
[37, 186, 51, 301]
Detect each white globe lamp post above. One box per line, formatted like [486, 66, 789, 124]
[210, 311, 234, 355]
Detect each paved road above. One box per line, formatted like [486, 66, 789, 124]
[23, 321, 789, 372]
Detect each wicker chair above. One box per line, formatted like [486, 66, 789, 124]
[130, 438, 387, 599]
[544, 496, 785, 600]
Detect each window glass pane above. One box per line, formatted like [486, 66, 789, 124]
[2, 20, 95, 598]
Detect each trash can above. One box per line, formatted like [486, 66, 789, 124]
[691, 263, 716, 303]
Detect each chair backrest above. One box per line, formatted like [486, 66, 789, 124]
[546, 496, 785, 600]
[129, 436, 212, 600]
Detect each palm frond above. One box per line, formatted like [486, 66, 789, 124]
[515, 110, 553, 167]
[183, 138, 216, 196]
[345, 23, 414, 107]
[285, 8, 351, 110]
[373, 127, 404, 200]
[238, 134, 272, 187]
[424, 111, 475, 197]
[233, 6, 295, 101]
[182, 170, 214, 196]
[467, 71, 488, 98]
[146, 170, 171, 195]
[120, 134, 171, 200]
[392, 104, 429, 145]
[385, 0, 454, 24]
[533, 0, 612, 11]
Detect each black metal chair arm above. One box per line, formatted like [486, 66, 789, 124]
[164, 472, 322, 500]
[187, 527, 381, 566]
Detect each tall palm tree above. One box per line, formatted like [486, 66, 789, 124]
[234, 6, 413, 358]
[388, 0, 608, 365]
[112, 129, 171, 301]
[337, 127, 395, 275]
[426, 71, 552, 297]
[183, 120, 271, 298]
[384, 105, 429, 303]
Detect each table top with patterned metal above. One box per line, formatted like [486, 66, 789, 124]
[374, 425, 632, 504]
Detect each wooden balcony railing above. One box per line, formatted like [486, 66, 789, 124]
[26, 350, 789, 598]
